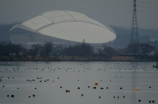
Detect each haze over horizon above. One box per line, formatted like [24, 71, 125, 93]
[0, 0, 158, 29]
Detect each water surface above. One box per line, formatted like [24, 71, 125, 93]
[0, 61, 157, 104]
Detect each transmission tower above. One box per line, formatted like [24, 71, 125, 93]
[130, 0, 139, 44]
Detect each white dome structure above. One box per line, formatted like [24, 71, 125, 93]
[9, 11, 116, 45]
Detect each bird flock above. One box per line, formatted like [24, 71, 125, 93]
[0, 62, 157, 104]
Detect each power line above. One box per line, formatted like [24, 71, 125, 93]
[0, 1, 132, 13]
[137, 10, 158, 15]
[137, 6, 158, 10]
[73, 1, 132, 11]
[137, 1, 158, 5]
[83, 6, 132, 15]
[89, 10, 132, 17]
[0, 0, 157, 24]
[0, 7, 157, 21]
[0, 13, 39, 19]
[0, 10, 132, 24]
[0, 5, 132, 20]
[0, 0, 133, 21]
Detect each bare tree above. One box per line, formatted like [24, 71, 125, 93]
[40, 41, 54, 60]
[139, 43, 155, 55]
[30, 43, 41, 59]
[125, 43, 139, 55]
[102, 45, 116, 59]
[63, 43, 93, 56]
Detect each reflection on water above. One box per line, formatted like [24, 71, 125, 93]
[0, 61, 158, 104]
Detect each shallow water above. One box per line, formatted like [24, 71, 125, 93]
[0, 61, 157, 104]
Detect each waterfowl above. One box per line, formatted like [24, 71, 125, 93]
[152, 100, 155, 103]
[100, 87, 104, 89]
[66, 90, 70, 92]
[33, 94, 35, 97]
[93, 87, 96, 89]
[11, 95, 14, 98]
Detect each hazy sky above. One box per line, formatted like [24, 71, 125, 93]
[0, 0, 158, 29]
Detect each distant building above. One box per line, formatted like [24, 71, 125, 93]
[9, 11, 116, 48]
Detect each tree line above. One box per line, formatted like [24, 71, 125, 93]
[0, 41, 157, 61]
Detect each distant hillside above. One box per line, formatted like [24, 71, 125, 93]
[0, 23, 158, 48]
[0, 23, 16, 41]
[110, 26, 130, 48]
[111, 26, 158, 48]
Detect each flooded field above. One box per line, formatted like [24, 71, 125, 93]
[0, 61, 158, 104]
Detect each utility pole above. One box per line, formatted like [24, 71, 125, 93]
[130, 0, 139, 55]
[131, 0, 139, 44]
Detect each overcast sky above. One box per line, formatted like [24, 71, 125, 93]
[0, 0, 158, 29]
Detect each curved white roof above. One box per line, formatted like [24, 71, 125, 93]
[10, 11, 116, 43]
